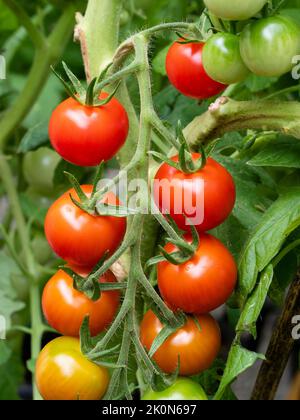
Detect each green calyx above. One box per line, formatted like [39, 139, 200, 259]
[51, 61, 120, 107]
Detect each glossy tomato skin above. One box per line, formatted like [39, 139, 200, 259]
[203, 33, 249, 85]
[36, 336, 109, 400]
[165, 41, 226, 100]
[23, 147, 60, 194]
[158, 233, 237, 314]
[44, 185, 126, 268]
[49, 92, 129, 167]
[204, 0, 267, 20]
[140, 311, 221, 376]
[240, 16, 300, 77]
[142, 378, 208, 400]
[154, 153, 236, 232]
[42, 269, 120, 337]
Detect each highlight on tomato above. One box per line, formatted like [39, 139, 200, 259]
[165, 41, 226, 100]
[44, 184, 126, 268]
[204, 0, 267, 21]
[153, 153, 236, 233]
[240, 15, 300, 77]
[157, 233, 237, 314]
[49, 92, 129, 167]
[42, 268, 120, 337]
[35, 336, 109, 400]
[140, 310, 221, 376]
[142, 378, 208, 400]
[203, 33, 249, 85]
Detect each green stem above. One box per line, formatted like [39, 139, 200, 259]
[185, 97, 300, 149]
[77, 0, 122, 80]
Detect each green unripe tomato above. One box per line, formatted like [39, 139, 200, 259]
[23, 147, 60, 194]
[142, 378, 208, 400]
[203, 33, 249, 85]
[204, 0, 267, 21]
[240, 16, 300, 77]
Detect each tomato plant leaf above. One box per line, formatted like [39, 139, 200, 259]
[238, 188, 300, 298]
[214, 345, 265, 400]
[236, 264, 274, 338]
[18, 121, 49, 153]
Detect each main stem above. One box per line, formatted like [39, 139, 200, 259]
[251, 271, 300, 400]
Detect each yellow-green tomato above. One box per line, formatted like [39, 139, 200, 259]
[203, 33, 249, 85]
[240, 16, 300, 77]
[23, 147, 60, 194]
[36, 336, 109, 400]
[142, 378, 208, 400]
[204, 0, 267, 21]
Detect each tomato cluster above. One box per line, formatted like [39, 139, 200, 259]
[35, 92, 130, 400]
[166, 2, 300, 92]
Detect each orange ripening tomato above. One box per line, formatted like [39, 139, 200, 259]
[36, 336, 109, 400]
[166, 41, 226, 100]
[42, 268, 120, 337]
[157, 233, 237, 314]
[154, 153, 236, 233]
[140, 310, 221, 376]
[44, 185, 126, 268]
[49, 92, 129, 167]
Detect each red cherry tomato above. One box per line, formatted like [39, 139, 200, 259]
[36, 336, 109, 400]
[157, 233, 237, 314]
[154, 153, 236, 232]
[44, 185, 126, 268]
[165, 41, 226, 99]
[49, 92, 129, 167]
[140, 310, 221, 376]
[42, 268, 120, 337]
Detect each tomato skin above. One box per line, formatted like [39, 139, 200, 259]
[44, 185, 126, 268]
[42, 269, 120, 337]
[158, 233, 237, 314]
[36, 336, 109, 400]
[23, 147, 60, 194]
[142, 378, 208, 400]
[49, 93, 129, 167]
[140, 310, 221, 376]
[203, 33, 249, 85]
[240, 16, 300, 77]
[204, 0, 267, 20]
[154, 153, 236, 232]
[165, 41, 226, 100]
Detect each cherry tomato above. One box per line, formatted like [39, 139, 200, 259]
[42, 268, 120, 337]
[158, 233, 237, 314]
[203, 33, 249, 85]
[142, 378, 208, 400]
[165, 41, 226, 100]
[153, 153, 236, 232]
[23, 147, 60, 194]
[44, 185, 126, 268]
[240, 16, 300, 77]
[204, 0, 267, 20]
[35, 336, 109, 400]
[140, 310, 221, 376]
[49, 92, 129, 167]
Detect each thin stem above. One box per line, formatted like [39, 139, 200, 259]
[251, 270, 300, 400]
[264, 85, 300, 100]
[2, 0, 46, 48]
